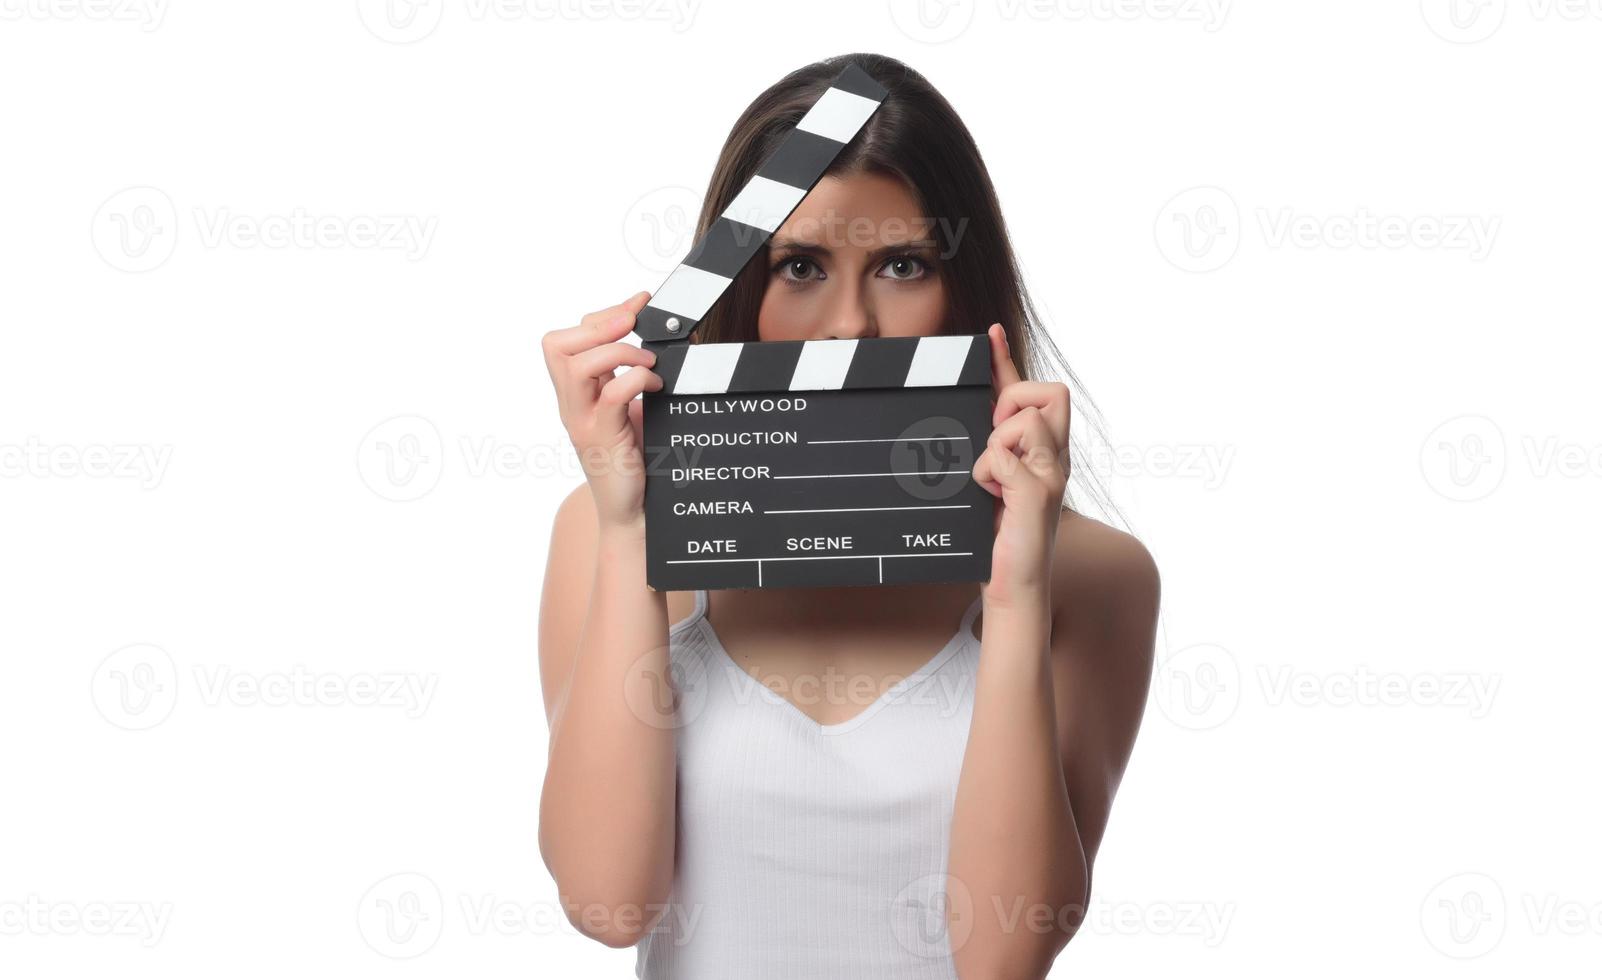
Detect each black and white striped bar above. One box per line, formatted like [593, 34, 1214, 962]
[651, 334, 991, 395]
[633, 64, 888, 343]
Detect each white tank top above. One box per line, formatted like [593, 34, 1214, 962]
[636, 588, 983, 979]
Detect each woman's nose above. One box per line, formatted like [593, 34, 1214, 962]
[822, 279, 876, 341]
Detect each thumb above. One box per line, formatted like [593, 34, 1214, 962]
[989, 323, 1022, 393]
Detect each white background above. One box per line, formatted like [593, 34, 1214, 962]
[2, 0, 1598, 976]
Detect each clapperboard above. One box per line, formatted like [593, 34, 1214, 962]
[634, 64, 994, 592]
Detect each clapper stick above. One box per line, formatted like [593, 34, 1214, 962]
[633, 63, 889, 344]
[635, 63, 994, 591]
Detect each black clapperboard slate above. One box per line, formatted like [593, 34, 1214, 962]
[633, 64, 995, 592]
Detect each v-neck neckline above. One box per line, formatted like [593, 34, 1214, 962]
[687, 588, 982, 736]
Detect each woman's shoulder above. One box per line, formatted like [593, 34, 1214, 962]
[1050, 508, 1161, 628]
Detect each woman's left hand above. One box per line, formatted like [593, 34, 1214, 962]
[973, 322, 1070, 610]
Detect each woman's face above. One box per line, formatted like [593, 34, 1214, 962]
[756, 171, 947, 342]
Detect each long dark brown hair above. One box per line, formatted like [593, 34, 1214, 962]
[691, 52, 1114, 519]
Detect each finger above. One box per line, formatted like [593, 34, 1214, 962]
[974, 441, 1039, 499]
[598, 365, 663, 416]
[975, 407, 1043, 497]
[971, 445, 1002, 498]
[564, 343, 657, 422]
[545, 291, 651, 357]
[580, 289, 651, 329]
[549, 340, 651, 422]
[591, 366, 663, 457]
[989, 322, 1023, 393]
[627, 397, 645, 454]
[972, 435, 1053, 503]
[978, 407, 1066, 495]
[993, 380, 1070, 449]
[543, 307, 635, 363]
[990, 407, 1068, 483]
[569, 342, 657, 387]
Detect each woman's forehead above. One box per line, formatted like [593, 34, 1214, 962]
[773, 173, 935, 249]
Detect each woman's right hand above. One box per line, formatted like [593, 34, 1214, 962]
[541, 290, 663, 533]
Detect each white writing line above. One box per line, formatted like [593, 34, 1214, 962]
[772, 471, 957, 479]
[764, 504, 971, 514]
[667, 552, 974, 564]
[807, 436, 970, 444]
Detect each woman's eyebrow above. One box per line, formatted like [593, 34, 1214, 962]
[768, 235, 827, 252]
[769, 236, 940, 257]
[868, 239, 939, 260]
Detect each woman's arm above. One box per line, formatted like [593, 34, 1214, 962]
[949, 326, 1159, 978]
[537, 484, 676, 948]
[947, 580, 1078, 978]
[947, 514, 1159, 978]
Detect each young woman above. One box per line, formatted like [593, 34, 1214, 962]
[538, 53, 1159, 979]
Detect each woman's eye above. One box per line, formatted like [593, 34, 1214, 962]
[777, 257, 823, 282]
[879, 255, 929, 281]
